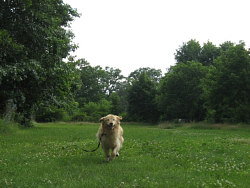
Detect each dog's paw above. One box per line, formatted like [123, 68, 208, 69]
[109, 153, 117, 160]
[106, 154, 111, 162]
[116, 152, 119, 157]
[106, 157, 113, 162]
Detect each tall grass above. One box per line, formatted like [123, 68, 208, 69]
[0, 122, 249, 187]
[0, 118, 19, 134]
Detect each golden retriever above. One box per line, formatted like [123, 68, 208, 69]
[96, 114, 124, 161]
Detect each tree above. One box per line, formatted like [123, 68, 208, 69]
[128, 67, 162, 84]
[199, 41, 219, 66]
[219, 41, 235, 52]
[0, 0, 79, 126]
[75, 59, 124, 107]
[75, 59, 106, 106]
[175, 39, 201, 64]
[158, 61, 208, 121]
[115, 81, 129, 114]
[175, 40, 220, 66]
[202, 43, 250, 123]
[104, 67, 124, 96]
[127, 72, 159, 122]
[109, 92, 121, 115]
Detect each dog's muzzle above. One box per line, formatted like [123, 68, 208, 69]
[108, 123, 115, 129]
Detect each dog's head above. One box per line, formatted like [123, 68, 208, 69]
[100, 114, 122, 130]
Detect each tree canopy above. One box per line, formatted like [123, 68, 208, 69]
[202, 43, 250, 123]
[127, 72, 159, 122]
[158, 61, 207, 121]
[0, 0, 79, 126]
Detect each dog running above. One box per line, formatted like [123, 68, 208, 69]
[96, 114, 124, 161]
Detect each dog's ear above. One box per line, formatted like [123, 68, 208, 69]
[99, 117, 105, 122]
[117, 116, 122, 121]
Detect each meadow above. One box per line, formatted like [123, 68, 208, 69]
[0, 122, 249, 187]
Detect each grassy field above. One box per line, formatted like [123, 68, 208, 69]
[0, 122, 249, 187]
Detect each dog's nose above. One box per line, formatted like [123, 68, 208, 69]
[109, 123, 113, 126]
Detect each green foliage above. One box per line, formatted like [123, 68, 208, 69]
[76, 99, 112, 122]
[202, 44, 250, 123]
[75, 60, 106, 105]
[75, 59, 124, 107]
[199, 41, 219, 66]
[115, 81, 129, 114]
[104, 66, 124, 96]
[35, 108, 67, 122]
[175, 39, 220, 66]
[0, 0, 80, 126]
[0, 119, 10, 133]
[219, 41, 235, 52]
[175, 39, 201, 64]
[71, 112, 88, 122]
[0, 118, 18, 134]
[158, 61, 208, 121]
[128, 67, 162, 84]
[128, 72, 159, 122]
[109, 92, 122, 115]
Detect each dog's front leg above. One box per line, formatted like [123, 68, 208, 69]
[103, 148, 110, 161]
[110, 147, 118, 160]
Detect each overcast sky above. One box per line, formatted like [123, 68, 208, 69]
[63, 0, 250, 76]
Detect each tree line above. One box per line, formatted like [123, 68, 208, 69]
[1, 1, 250, 126]
[68, 40, 250, 124]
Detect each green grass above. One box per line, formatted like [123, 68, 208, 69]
[0, 119, 19, 134]
[0, 122, 249, 187]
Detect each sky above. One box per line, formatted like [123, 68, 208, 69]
[63, 0, 250, 76]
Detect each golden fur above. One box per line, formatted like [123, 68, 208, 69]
[96, 114, 124, 161]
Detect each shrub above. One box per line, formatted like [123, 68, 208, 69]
[77, 99, 112, 122]
[71, 112, 87, 122]
[119, 112, 130, 122]
[35, 108, 66, 122]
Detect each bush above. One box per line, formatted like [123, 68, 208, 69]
[14, 112, 34, 127]
[73, 99, 112, 122]
[118, 112, 130, 122]
[35, 108, 66, 122]
[71, 112, 87, 122]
